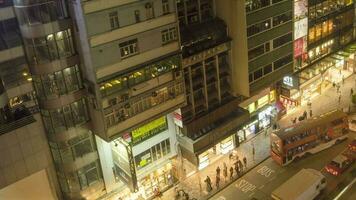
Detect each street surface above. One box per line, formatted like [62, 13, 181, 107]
[211, 131, 356, 200]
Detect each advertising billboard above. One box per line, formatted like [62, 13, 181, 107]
[294, 0, 308, 20]
[131, 116, 167, 145]
[294, 18, 308, 39]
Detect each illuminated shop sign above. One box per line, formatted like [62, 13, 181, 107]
[131, 117, 167, 145]
[283, 76, 294, 87]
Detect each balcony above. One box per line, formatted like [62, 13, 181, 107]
[96, 41, 180, 79]
[180, 18, 231, 58]
[0, 106, 35, 135]
[98, 81, 186, 141]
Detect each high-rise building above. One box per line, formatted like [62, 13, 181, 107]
[174, 0, 250, 170]
[0, 1, 60, 199]
[1, 0, 355, 200]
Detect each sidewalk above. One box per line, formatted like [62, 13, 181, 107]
[159, 74, 356, 200]
[161, 130, 270, 200]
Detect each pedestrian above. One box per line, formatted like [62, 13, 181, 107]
[337, 84, 340, 93]
[238, 159, 243, 172]
[216, 166, 221, 177]
[333, 81, 336, 88]
[252, 145, 255, 161]
[229, 152, 233, 161]
[293, 117, 297, 124]
[243, 156, 247, 169]
[223, 162, 228, 181]
[154, 187, 162, 199]
[351, 88, 354, 96]
[183, 192, 189, 200]
[339, 95, 341, 103]
[229, 166, 234, 180]
[309, 109, 313, 118]
[234, 161, 239, 176]
[342, 75, 345, 84]
[215, 175, 220, 188]
[205, 176, 212, 192]
[303, 110, 307, 119]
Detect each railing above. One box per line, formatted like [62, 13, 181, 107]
[0, 114, 36, 135]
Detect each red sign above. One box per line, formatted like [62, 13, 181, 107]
[294, 38, 303, 58]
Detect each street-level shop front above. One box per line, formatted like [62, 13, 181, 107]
[198, 135, 235, 170]
[281, 45, 356, 109]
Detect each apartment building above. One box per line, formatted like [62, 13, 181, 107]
[173, 0, 250, 170]
[69, 0, 185, 199]
[0, 1, 59, 199]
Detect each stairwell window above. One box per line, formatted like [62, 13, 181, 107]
[145, 2, 154, 19]
[109, 11, 119, 30]
[119, 39, 138, 58]
[162, 27, 177, 44]
[162, 0, 170, 14]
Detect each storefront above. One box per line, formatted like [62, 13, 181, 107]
[198, 135, 235, 170]
[283, 43, 356, 107]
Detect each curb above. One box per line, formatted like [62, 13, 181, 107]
[202, 155, 271, 200]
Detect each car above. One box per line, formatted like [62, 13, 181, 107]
[325, 155, 353, 176]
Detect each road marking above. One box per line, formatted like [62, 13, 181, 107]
[257, 166, 275, 178]
[235, 179, 256, 193]
[216, 196, 226, 200]
[270, 176, 276, 181]
[248, 192, 255, 197]
[258, 184, 265, 189]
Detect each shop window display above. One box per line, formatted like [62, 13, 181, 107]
[134, 139, 171, 170]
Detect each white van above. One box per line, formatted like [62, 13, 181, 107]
[271, 168, 326, 200]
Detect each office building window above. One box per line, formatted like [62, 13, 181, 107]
[248, 42, 270, 60]
[273, 54, 292, 70]
[263, 64, 272, 75]
[253, 68, 263, 81]
[245, 0, 270, 13]
[162, 0, 170, 14]
[273, 32, 292, 48]
[162, 27, 177, 44]
[119, 39, 138, 58]
[272, 11, 292, 27]
[247, 19, 271, 37]
[109, 11, 119, 30]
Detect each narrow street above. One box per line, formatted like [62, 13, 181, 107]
[160, 74, 356, 200]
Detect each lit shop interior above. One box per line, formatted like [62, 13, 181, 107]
[198, 90, 279, 170]
[282, 43, 356, 111]
[108, 117, 176, 200]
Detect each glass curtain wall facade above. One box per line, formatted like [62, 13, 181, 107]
[13, 1, 104, 199]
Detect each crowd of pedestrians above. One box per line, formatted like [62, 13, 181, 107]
[203, 153, 249, 193]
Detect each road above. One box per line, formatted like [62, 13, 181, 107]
[210, 131, 356, 200]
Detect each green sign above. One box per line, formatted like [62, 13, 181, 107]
[131, 117, 167, 145]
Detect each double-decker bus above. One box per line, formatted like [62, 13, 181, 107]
[271, 110, 349, 166]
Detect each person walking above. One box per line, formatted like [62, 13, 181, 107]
[215, 175, 220, 189]
[238, 159, 243, 172]
[252, 145, 256, 161]
[243, 156, 247, 169]
[309, 109, 313, 118]
[234, 161, 239, 176]
[223, 162, 228, 181]
[216, 166, 221, 177]
[351, 88, 354, 96]
[229, 166, 234, 180]
[205, 176, 212, 192]
[339, 95, 341, 103]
